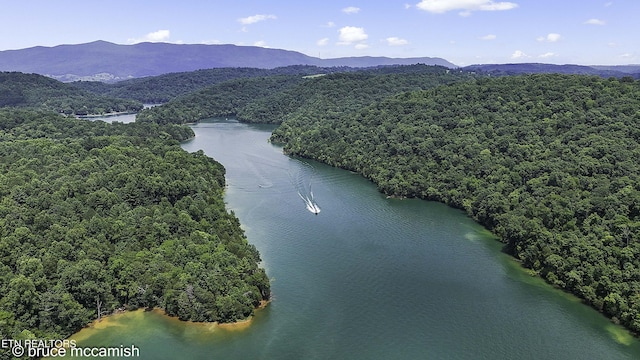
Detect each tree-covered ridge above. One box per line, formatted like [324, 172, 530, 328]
[136, 65, 472, 125]
[0, 110, 270, 346]
[262, 65, 470, 129]
[0, 72, 143, 115]
[135, 75, 308, 124]
[71, 65, 350, 104]
[272, 74, 640, 334]
[462, 63, 639, 78]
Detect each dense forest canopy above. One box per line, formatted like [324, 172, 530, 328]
[71, 65, 353, 104]
[462, 63, 640, 79]
[266, 74, 640, 334]
[0, 72, 142, 115]
[135, 75, 309, 124]
[0, 110, 270, 351]
[135, 65, 473, 125]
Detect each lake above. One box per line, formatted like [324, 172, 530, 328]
[68, 118, 640, 359]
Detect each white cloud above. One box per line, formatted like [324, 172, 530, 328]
[338, 26, 368, 45]
[584, 18, 606, 25]
[387, 37, 409, 46]
[146, 29, 170, 42]
[539, 52, 556, 58]
[416, 0, 518, 14]
[480, 34, 496, 40]
[537, 33, 561, 42]
[127, 29, 171, 44]
[511, 50, 529, 59]
[317, 38, 330, 46]
[547, 33, 561, 42]
[253, 41, 269, 48]
[619, 53, 638, 63]
[323, 21, 336, 28]
[355, 43, 370, 50]
[238, 14, 277, 25]
[342, 6, 361, 14]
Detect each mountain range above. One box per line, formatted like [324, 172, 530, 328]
[1, 41, 637, 82]
[0, 41, 455, 81]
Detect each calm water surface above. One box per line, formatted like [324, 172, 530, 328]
[69, 118, 640, 359]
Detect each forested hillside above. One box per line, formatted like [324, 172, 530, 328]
[0, 110, 270, 347]
[136, 65, 472, 125]
[462, 63, 637, 78]
[135, 75, 308, 124]
[270, 74, 640, 334]
[71, 65, 346, 104]
[0, 72, 142, 115]
[253, 65, 469, 126]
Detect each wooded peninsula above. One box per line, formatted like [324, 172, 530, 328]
[0, 108, 270, 345]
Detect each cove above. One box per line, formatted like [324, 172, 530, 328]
[67, 118, 640, 359]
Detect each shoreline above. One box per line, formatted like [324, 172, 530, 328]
[70, 300, 270, 343]
[282, 147, 640, 341]
[75, 111, 137, 119]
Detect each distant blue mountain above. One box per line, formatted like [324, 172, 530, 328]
[0, 41, 456, 81]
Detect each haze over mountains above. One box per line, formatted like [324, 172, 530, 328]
[0, 41, 455, 81]
[0, 41, 637, 82]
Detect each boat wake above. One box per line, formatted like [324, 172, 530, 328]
[241, 153, 322, 214]
[289, 160, 321, 215]
[299, 191, 321, 215]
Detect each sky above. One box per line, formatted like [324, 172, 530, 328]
[0, 0, 638, 66]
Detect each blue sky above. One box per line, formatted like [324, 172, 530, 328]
[1, 1, 637, 65]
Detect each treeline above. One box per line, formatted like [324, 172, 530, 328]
[71, 65, 350, 104]
[270, 74, 640, 334]
[136, 65, 472, 125]
[462, 63, 639, 79]
[135, 75, 308, 124]
[259, 65, 470, 128]
[0, 72, 142, 115]
[0, 109, 270, 349]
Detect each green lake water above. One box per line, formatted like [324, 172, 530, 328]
[67, 118, 640, 359]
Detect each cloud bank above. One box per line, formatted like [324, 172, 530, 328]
[238, 14, 277, 25]
[416, 0, 518, 14]
[127, 30, 171, 44]
[386, 37, 409, 46]
[480, 34, 496, 40]
[342, 6, 361, 14]
[584, 18, 606, 25]
[511, 50, 528, 59]
[338, 26, 368, 45]
[537, 33, 561, 42]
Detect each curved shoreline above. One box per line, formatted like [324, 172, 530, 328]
[70, 301, 270, 344]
